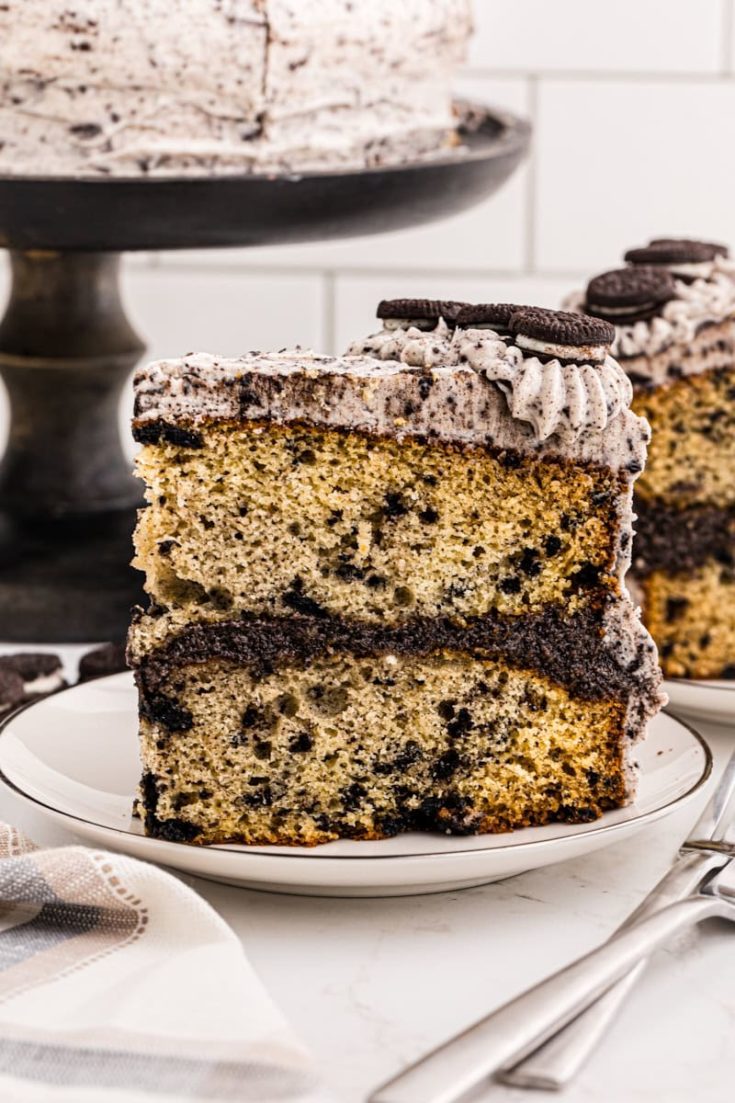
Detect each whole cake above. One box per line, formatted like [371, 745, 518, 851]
[0, 1, 473, 176]
[128, 302, 662, 846]
[569, 239, 735, 678]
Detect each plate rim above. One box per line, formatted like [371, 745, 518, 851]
[0, 681, 713, 866]
[666, 677, 735, 695]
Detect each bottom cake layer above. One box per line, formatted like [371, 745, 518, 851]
[137, 650, 632, 846]
[638, 559, 735, 679]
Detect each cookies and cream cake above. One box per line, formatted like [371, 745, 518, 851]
[569, 239, 735, 678]
[0, 1, 473, 177]
[128, 302, 662, 847]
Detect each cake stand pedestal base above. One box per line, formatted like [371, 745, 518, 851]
[0, 251, 145, 642]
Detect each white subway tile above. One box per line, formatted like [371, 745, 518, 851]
[469, 0, 725, 74]
[334, 273, 573, 354]
[535, 78, 735, 274]
[121, 266, 326, 364]
[156, 77, 530, 275]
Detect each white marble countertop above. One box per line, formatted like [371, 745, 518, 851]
[1, 644, 733, 1103]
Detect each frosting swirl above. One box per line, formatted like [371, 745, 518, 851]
[456, 331, 633, 441]
[566, 271, 735, 364]
[351, 321, 634, 443]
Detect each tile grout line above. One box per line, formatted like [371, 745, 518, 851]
[722, 0, 734, 74]
[322, 270, 337, 355]
[463, 66, 735, 84]
[147, 259, 589, 282]
[524, 75, 539, 275]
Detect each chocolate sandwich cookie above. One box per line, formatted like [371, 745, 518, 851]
[0, 652, 65, 698]
[585, 267, 677, 325]
[649, 238, 728, 257]
[509, 307, 614, 363]
[455, 302, 528, 333]
[376, 298, 467, 330]
[625, 239, 728, 280]
[78, 641, 128, 682]
[0, 669, 25, 715]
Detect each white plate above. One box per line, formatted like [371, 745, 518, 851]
[0, 673, 712, 898]
[665, 678, 735, 728]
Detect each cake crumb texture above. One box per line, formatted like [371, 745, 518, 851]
[138, 653, 628, 847]
[633, 362, 735, 510]
[133, 422, 626, 643]
[641, 561, 735, 678]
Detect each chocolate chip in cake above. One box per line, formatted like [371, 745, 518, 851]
[625, 239, 728, 265]
[383, 491, 409, 518]
[283, 578, 328, 618]
[289, 732, 314, 752]
[544, 535, 563, 557]
[585, 267, 677, 324]
[665, 596, 689, 623]
[376, 298, 467, 329]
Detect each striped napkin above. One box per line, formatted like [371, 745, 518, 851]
[0, 823, 326, 1103]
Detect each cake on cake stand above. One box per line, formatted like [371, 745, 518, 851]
[0, 105, 530, 642]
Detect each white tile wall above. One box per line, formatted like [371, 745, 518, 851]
[468, 0, 726, 75]
[2, 0, 735, 394]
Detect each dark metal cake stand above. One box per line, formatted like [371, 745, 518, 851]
[0, 105, 530, 642]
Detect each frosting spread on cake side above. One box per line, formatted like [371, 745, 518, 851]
[0, 0, 473, 176]
[134, 344, 649, 476]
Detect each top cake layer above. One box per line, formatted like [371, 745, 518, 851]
[133, 330, 648, 475]
[0, 0, 472, 176]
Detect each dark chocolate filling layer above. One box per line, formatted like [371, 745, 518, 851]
[134, 605, 650, 728]
[633, 498, 735, 575]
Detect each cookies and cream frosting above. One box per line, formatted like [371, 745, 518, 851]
[566, 272, 735, 368]
[135, 325, 647, 476]
[0, 0, 472, 177]
[350, 315, 640, 459]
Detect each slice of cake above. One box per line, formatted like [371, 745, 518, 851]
[569, 239, 735, 678]
[128, 303, 662, 846]
[0, 1, 472, 177]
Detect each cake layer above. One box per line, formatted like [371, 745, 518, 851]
[131, 602, 657, 712]
[633, 499, 735, 576]
[632, 364, 735, 509]
[137, 650, 630, 847]
[132, 421, 628, 634]
[0, 0, 471, 176]
[639, 561, 735, 678]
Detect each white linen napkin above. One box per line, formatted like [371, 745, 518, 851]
[0, 822, 326, 1103]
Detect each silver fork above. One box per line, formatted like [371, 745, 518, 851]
[369, 861, 735, 1103]
[499, 746, 735, 1090]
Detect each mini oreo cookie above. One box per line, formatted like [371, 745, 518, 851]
[0, 669, 25, 714]
[377, 298, 467, 329]
[455, 303, 528, 331]
[0, 652, 65, 697]
[78, 641, 128, 682]
[585, 267, 677, 324]
[510, 308, 615, 358]
[625, 239, 728, 266]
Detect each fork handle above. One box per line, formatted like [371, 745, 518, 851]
[369, 895, 726, 1103]
[499, 848, 726, 1090]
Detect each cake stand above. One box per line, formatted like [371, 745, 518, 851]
[0, 105, 530, 642]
